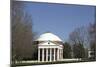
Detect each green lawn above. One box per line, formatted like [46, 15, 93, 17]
[12, 59, 95, 67]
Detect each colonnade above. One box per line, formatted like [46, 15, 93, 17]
[38, 48, 63, 62]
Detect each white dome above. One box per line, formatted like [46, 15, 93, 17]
[36, 32, 62, 41]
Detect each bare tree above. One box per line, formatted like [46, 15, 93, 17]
[63, 42, 72, 58]
[73, 43, 85, 58]
[69, 27, 88, 46]
[68, 27, 89, 58]
[88, 23, 96, 50]
[88, 23, 96, 60]
[11, 1, 34, 62]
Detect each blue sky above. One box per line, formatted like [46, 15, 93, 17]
[22, 2, 95, 42]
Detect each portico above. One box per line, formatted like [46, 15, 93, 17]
[38, 46, 63, 62]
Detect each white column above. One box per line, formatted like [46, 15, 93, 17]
[59, 49, 61, 59]
[50, 48, 52, 62]
[62, 49, 63, 59]
[54, 48, 55, 61]
[42, 48, 44, 61]
[61, 49, 63, 59]
[38, 48, 40, 61]
[57, 48, 59, 60]
[60, 49, 62, 59]
[46, 48, 48, 61]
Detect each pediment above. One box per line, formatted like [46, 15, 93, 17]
[38, 41, 57, 46]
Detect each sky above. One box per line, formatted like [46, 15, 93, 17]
[21, 1, 95, 42]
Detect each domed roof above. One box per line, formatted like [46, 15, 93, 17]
[36, 32, 62, 41]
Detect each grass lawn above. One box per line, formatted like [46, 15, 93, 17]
[12, 59, 95, 67]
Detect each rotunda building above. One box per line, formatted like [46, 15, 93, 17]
[35, 32, 63, 62]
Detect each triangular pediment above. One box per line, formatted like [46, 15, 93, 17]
[38, 41, 57, 46]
